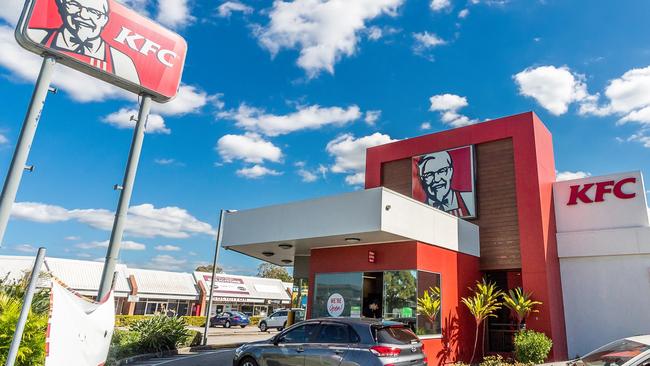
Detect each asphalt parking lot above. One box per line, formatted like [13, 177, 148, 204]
[130, 349, 235, 366]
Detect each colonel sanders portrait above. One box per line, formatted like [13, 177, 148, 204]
[28, 0, 140, 84]
[417, 150, 474, 217]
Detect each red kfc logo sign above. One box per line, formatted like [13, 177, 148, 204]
[567, 177, 637, 205]
[16, 0, 187, 102]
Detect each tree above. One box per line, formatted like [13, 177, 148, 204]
[194, 264, 222, 273]
[383, 271, 417, 316]
[257, 263, 293, 282]
[502, 287, 542, 330]
[417, 286, 441, 330]
[461, 279, 503, 364]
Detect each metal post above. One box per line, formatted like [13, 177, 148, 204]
[4, 247, 46, 366]
[203, 209, 231, 346]
[97, 95, 152, 300]
[0, 57, 56, 246]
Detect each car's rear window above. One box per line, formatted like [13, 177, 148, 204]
[374, 325, 419, 345]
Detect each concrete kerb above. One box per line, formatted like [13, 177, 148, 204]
[115, 343, 243, 365]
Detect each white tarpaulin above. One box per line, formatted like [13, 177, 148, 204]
[45, 280, 115, 366]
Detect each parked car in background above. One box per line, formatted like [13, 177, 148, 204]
[234, 318, 427, 366]
[571, 335, 650, 366]
[210, 311, 250, 328]
[258, 308, 305, 332]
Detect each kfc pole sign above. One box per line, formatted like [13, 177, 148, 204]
[553, 171, 649, 233]
[16, 0, 187, 102]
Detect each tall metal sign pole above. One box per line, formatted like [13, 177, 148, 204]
[4, 247, 46, 366]
[203, 209, 233, 345]
[97, 95, 152, 300]
[0, 57, 56, 246]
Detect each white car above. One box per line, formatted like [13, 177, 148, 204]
[572, 335, 650, 366]
[258, 309, 305, 332]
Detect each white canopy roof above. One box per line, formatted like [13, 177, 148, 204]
[129, 268, 198, 300]
[221, 187, 480, 266]
[194, 272, 291, 303]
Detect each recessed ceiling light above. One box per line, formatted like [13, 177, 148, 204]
[281, 259, 292, 264]
[262, 251, 275, 257]
[345, 237, 361, 243]
[278, 243, 293, 249]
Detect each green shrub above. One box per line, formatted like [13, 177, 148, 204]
[480, 355, 510, 366]
[0, 278, 49, 366]
[129, 315, 191, 354]
[182, 330, 202, 347]
[115, 315, 147, 327]
[514, 330, 553, 364]
[249, 316, 261, 326]
[106, 329, 141, 364]
[180, 316, 205, 327]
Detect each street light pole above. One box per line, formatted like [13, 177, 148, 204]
[202, 209, 235, 346]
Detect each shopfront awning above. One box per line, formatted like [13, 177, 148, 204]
[194, 272, 291, 303]
[221, 187, 480, 266]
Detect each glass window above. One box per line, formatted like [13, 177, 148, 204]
[178, 302, 189, 316]
[374, 325, 419, 345]
[417, 271, 442, 336]
[581, 339, 650, 366]
[134, 301, 146, 315]
[383, 271, 417, 330]
[315, 323, 352, 344]
[313, 272, 362, 318]
[281, 323, 320, 343]
[145, 302, 158, 315]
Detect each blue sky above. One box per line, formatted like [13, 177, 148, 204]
[1, 0, 650, 275]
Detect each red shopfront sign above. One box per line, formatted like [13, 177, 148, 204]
[368, 250, 376, 263]
[16, 0, 187, 102]
[567, 177, 637, 205]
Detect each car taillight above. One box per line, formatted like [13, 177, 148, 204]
[233, 316, 241, 320]
[370, 346, 401, 357]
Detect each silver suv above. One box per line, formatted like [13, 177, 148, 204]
[258, 309, 305, 332]
[234, 318, 427, 366]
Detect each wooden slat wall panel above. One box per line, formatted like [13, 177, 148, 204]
[379, 138, 521, 271]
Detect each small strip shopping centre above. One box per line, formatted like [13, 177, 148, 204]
[219, 112, 650, 362]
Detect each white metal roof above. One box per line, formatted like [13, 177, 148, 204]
[129, 268, 198, 300]
[194, 272, 291, 302]
[627, 335, 650, 346]
[221, 187, 480, 265]
[0, 255, 131, 297]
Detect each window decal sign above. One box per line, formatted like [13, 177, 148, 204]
[327, 293, 344, 317]
[412, 145, 476, 218]
[16, 0, 187, 102]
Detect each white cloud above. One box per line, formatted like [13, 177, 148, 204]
[458, 9, 469, 18]
[152, 85, 215, 116]
[256, 0, 404, 77]
[0, 0, 22, 26]
[367, 26, 383, 41]
[364, 110, 381, 125]
[413, 32, 446, 54]
[157, 0, 194, 28]
[216, 133, 283, 164]
[155, 158, 176, 165]
[514, 65, 591, 116]
[13, 244, 38, 253]
[556, 171, 591, 181]
[0, 26, 131, 103]
[147, 254, 188, 270]
[103, 108, 170, 134]
[0, 134, 8, 145]
[297, 169, 317, 182]
[155, 244, 182, 251]
[236, 165, 282, 179]
[11, 202, 214, 239]
[429, 93, 478, 127]
[420, 121, 432, 130]
[65, 236, 81, 241]
[76, 240, 146, 251]
[326, 133, 396, 185]
[218, 104, 362, 136]
[430, 0, 451, 11]
[217, 1, 254, 17]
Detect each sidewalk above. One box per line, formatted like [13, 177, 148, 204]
[189, 326, 280, 346]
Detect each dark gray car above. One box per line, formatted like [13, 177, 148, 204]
[232, 318, 427, 366]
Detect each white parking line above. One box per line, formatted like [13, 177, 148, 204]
[138, 350, 229, 366]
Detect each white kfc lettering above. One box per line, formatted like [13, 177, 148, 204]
[113, 27, 177, 68]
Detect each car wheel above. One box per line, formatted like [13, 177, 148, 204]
[259, 322, 267, 332]
[278, 322, 286, 331]
[240, 325, 246, 328]
[239, 357, 258, 366]
[225, 321, 231, 328]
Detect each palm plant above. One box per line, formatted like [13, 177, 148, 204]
[502, 287, 542, 330]
[417, 286, 441, 329]
[461, 279, 503, 364]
